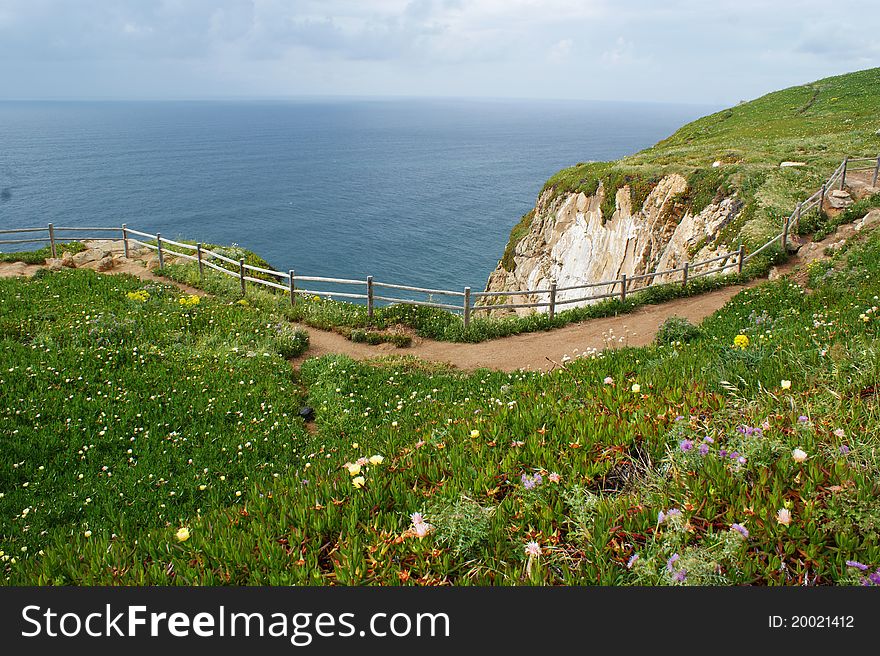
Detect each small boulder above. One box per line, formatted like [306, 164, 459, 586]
[828, 190, 853, 209]
[711, 160, 722, 168]
[61, 251, 76, 268]
[45, 258, 63, 272]
[96, 256, 115, 272]
[779, 161, 806, 168]
[768, 266, 781, 281]
[298, 406, 315, 422]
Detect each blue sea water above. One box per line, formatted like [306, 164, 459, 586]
[0, 99, 713, 291]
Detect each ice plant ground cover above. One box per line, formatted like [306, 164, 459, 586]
[2, 227, 880, 585]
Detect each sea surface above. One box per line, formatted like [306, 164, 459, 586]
[0, 99, 714, 291]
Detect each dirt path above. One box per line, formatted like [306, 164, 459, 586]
[2, 211, 875, 373]
[290, 282, 751, 371]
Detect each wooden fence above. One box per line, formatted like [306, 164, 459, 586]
[2, 155, 877, 327]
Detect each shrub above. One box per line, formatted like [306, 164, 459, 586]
[655, 316, 702, 345]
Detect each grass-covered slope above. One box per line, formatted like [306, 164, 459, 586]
[504, 67, 880, 270]
[3, 220, 880, 585]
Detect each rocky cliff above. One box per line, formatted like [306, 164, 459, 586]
[482, 175, 743, 315]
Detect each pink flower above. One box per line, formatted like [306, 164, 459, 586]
[776, 508, 792, 526]
[525, 541, 541, 557]
[603, 376, 614, 385]
[548, 472, 561, 483]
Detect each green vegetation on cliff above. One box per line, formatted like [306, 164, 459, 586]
[504, 67, 880, 272]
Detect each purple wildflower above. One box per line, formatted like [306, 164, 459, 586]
[673, 568, 688, 582]
[521, 473, 543, 490]
[668, 508, 682, 518]
[699, 443, 709, 456]
[797, 415, 809, 423]
[871, 570, 880, 586]
[627, 554, 639, 569]
[719, 449, 728, 458]
[680, 439, 694, 452]
[658, 511, 666, 523]
[840, 445, 851, 455]
[675, 415, 685, 422]
[846, 560, 868, 571]
[731, 523, 749, 539]
[737, 456, 747, 465]
[666, 553, 680, 571]
[730, 451, 740, 459]
[703, 436, 714, 444]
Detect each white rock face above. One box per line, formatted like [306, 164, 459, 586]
[482, 175, 742, 315]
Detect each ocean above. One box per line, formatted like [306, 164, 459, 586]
[0, 99, 713, 292]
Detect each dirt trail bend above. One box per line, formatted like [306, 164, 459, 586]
[290, 283, 750, 372]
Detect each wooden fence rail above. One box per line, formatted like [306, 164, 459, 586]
[2, 155, 876, 327]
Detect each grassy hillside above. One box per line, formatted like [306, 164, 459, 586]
[502, 67, 880, 270]
[3, 220, 880, 584]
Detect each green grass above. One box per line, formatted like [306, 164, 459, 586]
[0, 242, 85, 265]
[505, 68, 880, 270]
[4, 223, 880, 585]
[0, 270, 310, 582]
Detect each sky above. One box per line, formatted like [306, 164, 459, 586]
[0, 0, 878, 105]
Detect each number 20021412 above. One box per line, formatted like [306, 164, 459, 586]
[769, 616, 854, 628]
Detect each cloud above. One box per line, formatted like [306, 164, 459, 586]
[794, 22, 880, 62]
[548, 38, 573, 62]
[600, 37, 639, 66]
[0, 0, 877, 102]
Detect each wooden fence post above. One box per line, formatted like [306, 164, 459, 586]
[463, 287, 471, 329]
[367, 275, 374, 321]
[289, 270, 296, 306]
[682, 262, 689, 288]
[819, 183, 826, 213]
[620, 274, 627, 302]
[121, 224, 129, 258]
[239, 259, 246, 295]
[873, 155, 879, 188]
[548, 279, 557, 320]
[781, 214, 790, 252]
[156, 233, 164, 269]
[737, 245, 745, 275]
[840, 157, 848, 190]
[196, 243, 203, 277]
[795, 202, 802, 230]
[48, 223, 56, 259]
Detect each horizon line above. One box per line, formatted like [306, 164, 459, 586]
[0, 93, 722, 108]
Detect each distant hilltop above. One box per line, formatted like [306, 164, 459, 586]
[484, 67, 880, 314]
